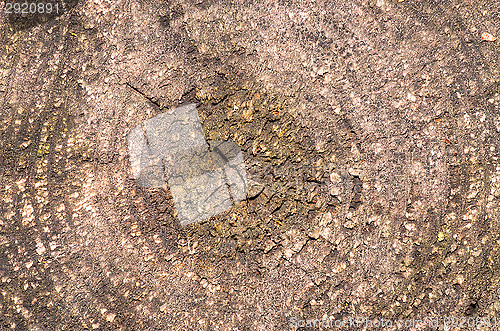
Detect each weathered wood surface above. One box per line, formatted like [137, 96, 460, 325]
[1, 0, 499, 329]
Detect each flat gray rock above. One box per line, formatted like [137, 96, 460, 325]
[128, 104, 247, 225]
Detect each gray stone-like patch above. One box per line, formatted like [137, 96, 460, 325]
[128, 103, 248, 225]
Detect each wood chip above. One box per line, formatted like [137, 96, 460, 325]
[481, 32, 496, 42]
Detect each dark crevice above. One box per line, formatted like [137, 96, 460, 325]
[465, 301, 478, 316]
[126, 82, 162, 109]
[349, 175, 362, 210]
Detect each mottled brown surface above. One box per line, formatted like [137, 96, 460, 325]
[1, 0, 500, 330]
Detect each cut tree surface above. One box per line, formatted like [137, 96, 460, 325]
[1, 0, 499, 329]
